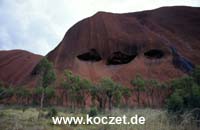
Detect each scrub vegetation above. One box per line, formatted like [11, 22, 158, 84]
[0, 58, 200, 130]
[0, 107, 199, 130]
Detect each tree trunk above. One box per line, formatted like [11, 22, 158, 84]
[99, 98, 103, 110]
[103, 98, 107, 110]
[38, 89, 45, 120]
[40, 89, 45, 109]
[108, 97, 112, 110]
[125, 97, 129, 107]
[137, 90, 140, 107]
[151, 90, 154, 107]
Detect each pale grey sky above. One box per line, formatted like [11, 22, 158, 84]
[0, 0, 199, 55]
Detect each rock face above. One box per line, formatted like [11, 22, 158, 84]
[0, 6, 199, 107]
[0, 50, 42, 86]
[0, 6, 200, 87]
[48, 6, 200, 86]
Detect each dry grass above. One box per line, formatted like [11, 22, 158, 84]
[0, 106, 199, 130]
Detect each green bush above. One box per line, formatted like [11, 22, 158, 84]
[192, 65, 200, 85]
[45, 87, 55, 98]
[88, 107, 98, 117]
[0, 87, 14, 100]
[46, 108, 58, 118]
[167, 92, 183, 113]
[15, 87, 30, 101]
[167, 66, 200, 121]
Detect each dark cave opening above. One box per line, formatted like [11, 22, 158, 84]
[144, 49, 164, 59]
[77, 49, 102, 62]
[107, 51, 137, 65]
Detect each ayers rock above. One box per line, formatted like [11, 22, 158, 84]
[47, 6, 200, 86]
[0, 6, 200, 87]
[0, 50, 42, 86]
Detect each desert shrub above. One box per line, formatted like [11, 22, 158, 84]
[45, 86, 55, 105]
[32, 87, 43, 105]
[167, 92, 184, 113]
[167, 66, 200, 124]
[88, 107, 98, 117]
[0, 87, 5, 100]
[15, 87, 31, 105]
[0, 87, 14, 100]
[192, 65, 200, 85]
[167, 77, 200, 112]
[46, 108, 58, 118]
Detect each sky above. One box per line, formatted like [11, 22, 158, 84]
[0, 0, 199, 55]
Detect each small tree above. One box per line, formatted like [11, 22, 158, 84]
[15, 87, 31, 105]
[90, 85, 97, 107]
[113, 84, 124, 108]
[100, 78, 115, 110]
[146, 79, 160, 107]
[34, 58, 56, 120]
[167, 92, 184, 113]
[62, 70, 92, 111]
[45, 86, 55, 105]
[33, 86, 43, 105]
[131, 74, 146, 107]
[89, 84, 107, 110]
[0, 85, 5, 100]
[192, 65, 200, 85]
[62, 70, 76, 111]
[167, 74, 200, 119]
[99, 77, 124, 110]
[122, 87, 131, 107]
[0, 87, 14, 103]
[36, 57, 56, 109]
[78, 78, 92, 108]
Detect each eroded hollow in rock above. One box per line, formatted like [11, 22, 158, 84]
[107, 51, 137, 65]
[77, 49, 102, 62]
[144, 49, 164, 59]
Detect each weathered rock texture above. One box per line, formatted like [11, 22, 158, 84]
[0, 50, 42, 86]
[0, 6, 200, 107]
[48, 6, 200, 86]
